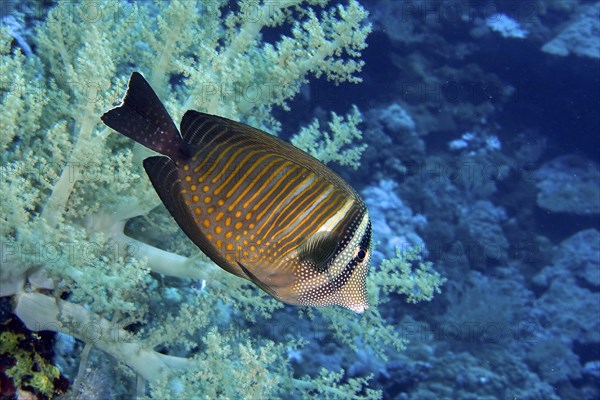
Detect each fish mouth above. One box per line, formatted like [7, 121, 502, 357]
[346, 303, 368, 314]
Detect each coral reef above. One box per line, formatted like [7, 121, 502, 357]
[533, 229, 600, 288]
[362, 179, 427, 263]
[344, 1, 600, 398]
[486, 13, 529, 39]
[457, 200, 510, 263]
[534, 154, 600, 215]
[0, 330, 63, 398]
[542, 2, 600, 59]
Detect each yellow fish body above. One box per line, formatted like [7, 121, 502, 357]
[102, 72, 371, 313]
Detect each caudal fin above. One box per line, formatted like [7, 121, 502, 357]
[101, 72, 190, 160]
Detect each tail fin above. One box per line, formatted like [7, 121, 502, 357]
[101, 72, 190, 160]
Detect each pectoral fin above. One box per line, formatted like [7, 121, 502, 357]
[297, 231, 340, 273]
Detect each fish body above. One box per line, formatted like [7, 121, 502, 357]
[101, 72, 371, 313]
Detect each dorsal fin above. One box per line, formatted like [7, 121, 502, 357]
[180, 110, 236, 148]
[178, 110, 358, 198]
[297, 232, 340, 273]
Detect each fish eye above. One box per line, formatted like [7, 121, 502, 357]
[356, 247, 368, 261]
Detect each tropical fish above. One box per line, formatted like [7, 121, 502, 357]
[101, 72, 371, 313]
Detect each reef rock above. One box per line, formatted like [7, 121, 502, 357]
[534, 154, 600, 215]
[542, 2, 600, 59]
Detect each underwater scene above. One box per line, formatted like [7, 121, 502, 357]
[1, 0, 599, 399]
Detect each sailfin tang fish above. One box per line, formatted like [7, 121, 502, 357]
[101, 72, 372, 313]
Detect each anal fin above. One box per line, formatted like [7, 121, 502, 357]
[237, 261, 279, 299]
[143, 156, 223, 267]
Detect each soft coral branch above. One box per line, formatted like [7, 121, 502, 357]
[14, 292, 191, 381]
